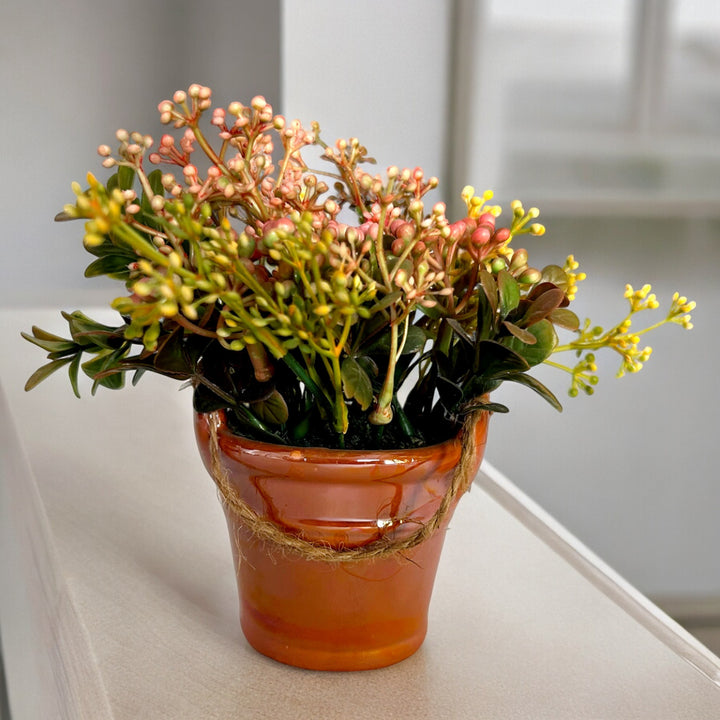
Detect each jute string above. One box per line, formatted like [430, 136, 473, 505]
[207, 410, 483, 563]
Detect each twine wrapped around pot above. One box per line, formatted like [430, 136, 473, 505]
[206, 410, 483, 563]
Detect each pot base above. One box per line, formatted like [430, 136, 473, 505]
[241, 604, 427, 671]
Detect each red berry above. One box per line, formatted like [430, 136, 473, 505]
[493, 227, 511, 244]
[471, 225, 492, 245]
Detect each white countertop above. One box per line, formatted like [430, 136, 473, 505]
[2, 308, 720, 719]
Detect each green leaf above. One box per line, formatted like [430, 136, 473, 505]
[107, 172, 119, 193]
[61, 311, 123, 349]
[461, 399, 510, 414]
[463, 376, 502, 400]
[400, 325, 428, 355]
[193, 377, 237, 412]
[68, 353, 82, 398]
[523, 288, 567, 327]
[154, 328, 193, 377]
[81, 348, 127, 391]
[540, 264, 569, 287]
[391, 395, 420, 441]
[289, 410, 312, 442]
[24, 358, 73, 391]
[369, 290, 402, 313]
[505, 372, 563, 411]
[446, 318, 473, 345]
[251, 389, 289, 425]
[148, 169, 164, 196]
[475, 340, 530, 378]
[418, 301, 444, 319]
[527, 281, 565, 302]
[193, 383, 225, 413]
[479, 269, 498, 317]
[84, 254, 133, 279]
[282, 353, 334, 418]
[341, 357, 373, 410]
[436, 374, 464, 408]
[404, 365, 437, 418]
[93, 370, 125, 392]
[504, 319, 557, 366]
[356, 355, 378, 379]
[118, 165, 136, 191]
[497, 269, 520, 316]
[23, 326, 71, 343]
[83, 238, 118, 258]
[363, 324, 427, 356]
[549, 308, 580, 331]
[502, 321, 537, 345]
[62, 310, 118, 336]
[21, 329, 76, 354]
[476, 270, 497, 342]
[47, 348, 80, 359]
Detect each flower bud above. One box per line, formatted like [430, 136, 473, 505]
[518, 267, 542, 284]
[394, 269, 408, 287]
[471, 225, 492, 246]
[476, 212, 496, 227]
[395, 222, 415, 242]
[509, 248, 528, 271]
[493, 227, 511, 244]
[391, 238, 405, 256]
[408, 200, 424, 217]
[251, 95, 267, 111]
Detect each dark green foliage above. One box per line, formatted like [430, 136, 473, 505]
[23, 262, 575, 448]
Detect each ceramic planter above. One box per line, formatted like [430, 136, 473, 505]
[194, 410, 489, 671]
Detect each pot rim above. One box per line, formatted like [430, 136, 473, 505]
[196, 409, 488, 466]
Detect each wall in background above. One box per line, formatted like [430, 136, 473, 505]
[281, 0, 452, 186]
[0, 0, 280, 307]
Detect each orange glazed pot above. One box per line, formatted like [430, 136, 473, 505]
[194, 411, 489, 671]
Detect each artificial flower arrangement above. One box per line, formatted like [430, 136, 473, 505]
[20, 84, 699, 671]
[24, 83, 695, 449]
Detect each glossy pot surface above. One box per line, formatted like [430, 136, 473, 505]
[195, 411, 489, 671]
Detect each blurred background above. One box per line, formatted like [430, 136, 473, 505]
[1, 0, 719, 646]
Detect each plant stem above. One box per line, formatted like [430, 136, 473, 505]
[172, 314, 220, 338]
[330, 353, 348, 434]
[282, 353, 334, 419]
[189, 123, 225, 172]
[374, 204, 391, 289]
[543, 358, 574, 373]
[373, 315, 398, 423]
